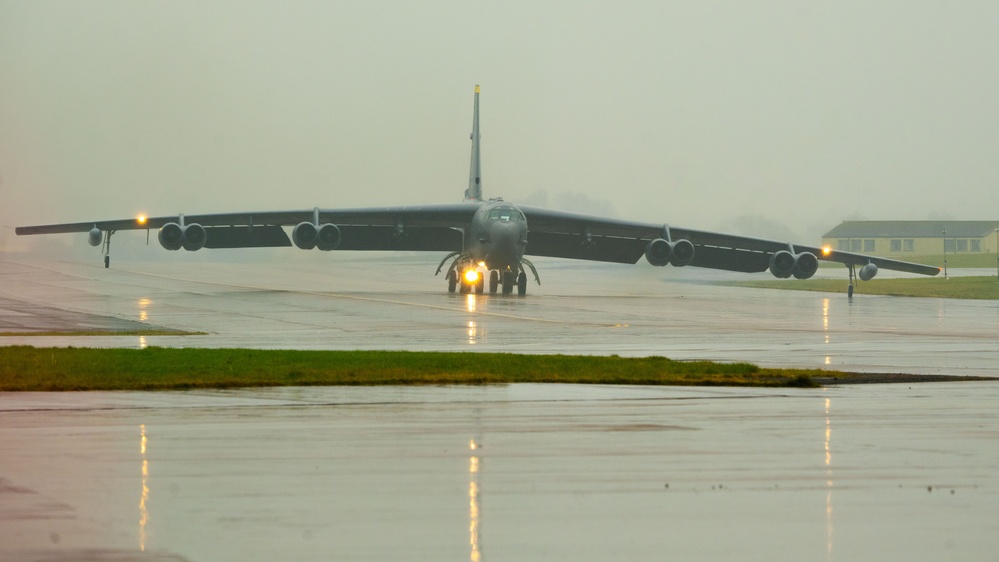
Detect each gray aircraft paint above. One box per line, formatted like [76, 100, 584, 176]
[465, 85, 483, 203]
[15, 87, 940, 296]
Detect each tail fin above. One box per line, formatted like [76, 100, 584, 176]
[464, 85, 483, 202]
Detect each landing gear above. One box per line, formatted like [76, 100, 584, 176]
[501, 270, 515, 295]
[455, 267, 484, 294]
[101, 229, 115, 269]
[847, 264, 856, 298]
[438, 254, 540, 296]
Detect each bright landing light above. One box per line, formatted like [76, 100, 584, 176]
[464, 270, 479, 283]
[136, 214, 148, 225]
[821, 245, 832, 256]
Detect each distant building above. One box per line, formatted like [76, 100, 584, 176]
[821, 221, 999, 256]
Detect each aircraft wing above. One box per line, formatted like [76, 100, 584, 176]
[519, 207, 941, 276]
[15, 205, 479, 252]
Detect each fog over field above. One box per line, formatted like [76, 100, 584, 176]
[2, 2, 997, 259]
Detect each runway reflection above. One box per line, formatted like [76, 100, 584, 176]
[824, 396, 834, 560]
[139, 424, 149, 551]
[469, 439, 482, 562]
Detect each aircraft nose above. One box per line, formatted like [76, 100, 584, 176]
[491, 220, 520, 244]
[487, 220, 524, 266]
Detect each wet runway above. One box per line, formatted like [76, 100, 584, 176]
[2, 256, 998, 561]
[2, 256, 998, 375]
[2, 384, 998, 561]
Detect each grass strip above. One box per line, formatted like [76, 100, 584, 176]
[729, 276, 999, 300]
[0, 330, 206, 337]
[0, 346, 841, 391]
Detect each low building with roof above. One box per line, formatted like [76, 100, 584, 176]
[821, 221, 999, 256]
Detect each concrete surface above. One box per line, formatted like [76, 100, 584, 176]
[1, 256, 998, 561]
[2, 256, 997, 375]
[1, 384, 997, 561]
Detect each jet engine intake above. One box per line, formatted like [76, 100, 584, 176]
[182, 223, 206, 251]
[316, 223, 341, 251]
[158, 222, 206, 251]
[158, 223, 184, 251]
[645, 238, 696, 267]
[88, 227, 102, 247]
[644, 238, 671, 267]
[769, 250, 795, 278]
[669, 239, 695, 267]
[858, 262, 879, 281]
[293, 222, 341, 250]
[792, 252, 819, 280]
[292, 222, 318, 250]
[770, 250, 820, 279]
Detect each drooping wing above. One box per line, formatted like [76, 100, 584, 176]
[518, 206, 662, 264]
[669, 226, 941, 276]
[520, 207, 941, 276]
[15, 204, 480, 252]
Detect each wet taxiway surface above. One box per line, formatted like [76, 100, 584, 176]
[2, 384, 998, 561]
[2, 257, 998, 375]
[2, 256, 998, 560]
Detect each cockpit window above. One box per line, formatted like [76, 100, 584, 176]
[488, 207, 524, 222]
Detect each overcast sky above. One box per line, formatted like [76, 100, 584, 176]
[2, 1, 997, 255]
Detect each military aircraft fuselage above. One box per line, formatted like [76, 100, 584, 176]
[464, 200, 528, 272]
[14, 85, 942, 297]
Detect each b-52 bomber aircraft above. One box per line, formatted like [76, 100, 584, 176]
[17, 85, 940, 297]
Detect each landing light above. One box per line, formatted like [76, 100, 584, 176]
[821, 246, 832, 256]
[464, 270, 479, 283]
[137, 214, 148, 225]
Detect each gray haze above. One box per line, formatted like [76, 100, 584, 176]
[2, 1, 998, 256]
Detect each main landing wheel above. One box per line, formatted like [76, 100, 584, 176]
[489, 270, 499, 294]
[501, 271, 515, 295]
[517, 271, 527, 296]
[448, 271, 457, 293]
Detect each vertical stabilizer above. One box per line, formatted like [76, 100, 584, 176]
[465, 85, 482, 201]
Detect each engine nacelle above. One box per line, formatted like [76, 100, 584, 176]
[88, 227, 102, 247]
[645, 238, 695, 267]
[858, 262, 879, 281]
[292, 222, 318, 250]
[316, 223, 342, 251]
[792, 252, 819, 280]
[769, 250, 795, 278]
[645, 238, 671, 267]
[669, 239, 695, 267]
[182, 223, 206, 251]
[158, 222, 206, 251]
[158, 223, 185, 251]
[293, 222, 341, 250]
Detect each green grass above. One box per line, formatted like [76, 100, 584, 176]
[0, 330, 205, 337]
[731, 276, 999, 299]
[0, 346, 841, 391]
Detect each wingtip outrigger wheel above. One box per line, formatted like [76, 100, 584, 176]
[101, 229, 115, 268]
[847, 263, 855, 298]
